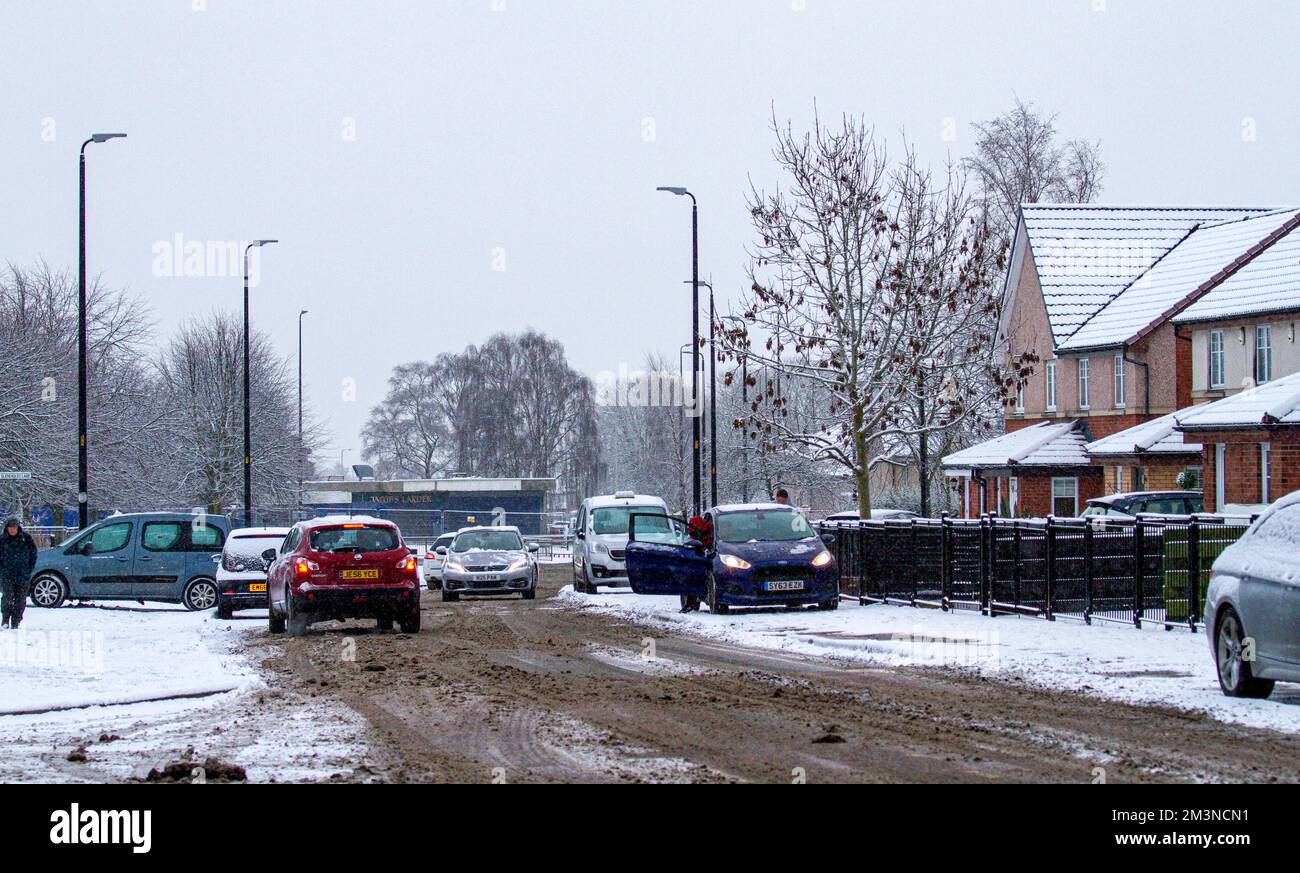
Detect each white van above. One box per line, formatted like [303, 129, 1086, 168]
[572, 491, 670, 593]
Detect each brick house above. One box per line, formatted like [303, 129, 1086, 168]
[1175, 371, 1300, 512]
[944, 204, 1300, 518]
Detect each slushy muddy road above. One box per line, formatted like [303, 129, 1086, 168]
[246, 566, 1300, 784]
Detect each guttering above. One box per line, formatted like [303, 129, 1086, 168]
[1123, 346, 1151, 416]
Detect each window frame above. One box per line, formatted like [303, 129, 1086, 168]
[1078, 358, 1091, 411]
[1051, 477, 1079, 518]
[142, 521, 186, 553]
[1114, 354, 1126, 408]
[1045, 359, 1057, 412]
[1261, 442, 1271, 505]
[1208, 329, 1225, 389]
[1255, 325, 1273, 384]
[1015, 380, 1025, 414]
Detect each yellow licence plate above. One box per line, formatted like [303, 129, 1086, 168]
[248, 583, 267, 593]
[341, 569, 380, 581]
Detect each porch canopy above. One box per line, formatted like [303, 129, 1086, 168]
[942, 420, 1095, 479]
[1086, 410, 1203, 462]
[1175, 371, 1300, 433]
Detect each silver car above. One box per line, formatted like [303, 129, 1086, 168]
[439, 526, 539, 602]
[1205, 490, 1300, 698]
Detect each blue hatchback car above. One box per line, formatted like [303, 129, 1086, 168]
[29, 512, 230, 610]
[624, 504, 839, 614]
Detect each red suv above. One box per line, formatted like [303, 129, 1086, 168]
[266, 517, 421, 636]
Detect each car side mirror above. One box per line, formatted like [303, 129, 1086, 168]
[436, 546, 448, 556]
[261, 548, 278, 566]
[527, 543, 540, 553]
[684, 538, 704, 554]
[821, 533, 836, 544]
[576, 531, 585, 540]
[80, 542, 95, 556]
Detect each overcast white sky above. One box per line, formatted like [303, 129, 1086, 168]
[3, 0, 1298, 465]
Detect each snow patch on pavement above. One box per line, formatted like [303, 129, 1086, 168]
[557, 587, 1300, 735]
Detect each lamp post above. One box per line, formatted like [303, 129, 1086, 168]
[657, 186, 700, 515]
[298, 309, 309, 506]
[242, 240, 277, 527]
[77, 133, 126, 530]
[719, 314, 749, 503]
[686, 279, 717, 506]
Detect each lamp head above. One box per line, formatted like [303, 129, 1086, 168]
[90, 133, 127, 143]
[657, 186, 690, 196]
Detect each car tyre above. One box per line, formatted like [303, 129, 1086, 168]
[376, 617, 394, 631]
[286, 594, 309, 637]
[679, 595, 701, 613]
[522, 588, 536, 600]
[706, 572, 729, 615]
[399, 609, 421, 634]
[30, 573, 68, 609]
[1216, 607, 1274, 699]
[182, 577, 219, 612]
[818, 597, 840, 611]
[441, 590, 459, 603]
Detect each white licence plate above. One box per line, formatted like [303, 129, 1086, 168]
[476, 575, 503, 583]
[765, 580, 805, 592]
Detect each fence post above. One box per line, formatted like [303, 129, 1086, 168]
[1012, 522, 1023, 613]
[988, 515, 999, 616]
[909, 519, 919, 606]
[1133, 517, 1145, 630]
[1044, 516, 1056, 622]
[979, 514, 990, 616]
[1083, 520, 1094, 626]
[1187, 517, 1201, 631]
[941, 513, 952, 611]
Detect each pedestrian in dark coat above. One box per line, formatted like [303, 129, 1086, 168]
[0, 517, 38, 629]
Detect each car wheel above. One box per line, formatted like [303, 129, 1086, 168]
[441, 590, 459, 603]
[182, 578, 219, 612]
[268, 611, 286, 634]
[399, 610, 421, 634]
[706, 572, 729, 615]
[30, 573, 68, 609]
[286, 594, 309, 637]
[818, 597, 840, 611]
[679, 594, 701, 613]
[376, 618, 394, 631]
[1216, 607, 1275, 699]
[522, 588, 536, 600]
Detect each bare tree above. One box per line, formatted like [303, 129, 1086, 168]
[964, 97, 1105, 245]
[361, 362, 451, 479]
[720, 110, 1033, 518]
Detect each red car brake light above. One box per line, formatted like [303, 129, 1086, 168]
[395, 556, 418, 573]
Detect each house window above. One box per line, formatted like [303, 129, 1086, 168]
[1255, 325, 1273, 384]
[1208, 329, 1225, 389]
[1046, 360, 1057, 411]
[1078, 359, 1090, 410]
[1051, 478, 1078, 517]
[1114, 354, 1126, 408]
[1262, 443, 1271, 505]
[1116, 466, 1125, 493]
[1009, 477, 1019, 517]
[1015, 381, 1025, 414]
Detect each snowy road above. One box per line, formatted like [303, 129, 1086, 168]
[4, 566, 1298, 783]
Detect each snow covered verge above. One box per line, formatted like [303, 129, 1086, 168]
[0, 606, 370, 783]
[557, 587, 1300, 735]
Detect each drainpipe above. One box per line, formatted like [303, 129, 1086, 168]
[1123, 346, 1151, 417]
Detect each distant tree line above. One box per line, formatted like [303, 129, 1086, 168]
[0, 263, 320, 520]
[362, 330, 601, 500]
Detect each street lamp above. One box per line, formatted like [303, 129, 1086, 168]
[77, 133, 126, 530]
[243, 239, 278, 527]
[687, 279, 717, 507]
[657, 186, 701, 515]
[298, 309, 309, 506]
[719, 314, 749, 502]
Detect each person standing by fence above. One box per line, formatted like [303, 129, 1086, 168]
[0, 516, 38, 629]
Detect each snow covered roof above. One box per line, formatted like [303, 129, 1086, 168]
[1086, 411, 1202, 458]
[941, 420, 1092, 472]
[1060, 209, 1300, 352]
[1175, 370, 1300, 431]
[1175, 218, 1300, 324]
[1015, 205, 1280, 346]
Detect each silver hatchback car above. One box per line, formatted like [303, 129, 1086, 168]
[439, 526, 539, 602]
[1206, 490, 1300, 698]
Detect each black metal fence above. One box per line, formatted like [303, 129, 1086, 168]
[822, 513, 1257, 631]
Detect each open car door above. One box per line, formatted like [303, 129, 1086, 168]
[625, 513, 710, 597]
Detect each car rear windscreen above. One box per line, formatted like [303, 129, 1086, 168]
[225, 534, 287, 558]
[310, 526, 400, 553]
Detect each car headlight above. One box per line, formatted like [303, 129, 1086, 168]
[720, 554, 752, 570]
[595, 543, 608, 554]
[811, 550, 833, 568]
[508, 557, 528, 572]
[445, 560, 465, 573]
